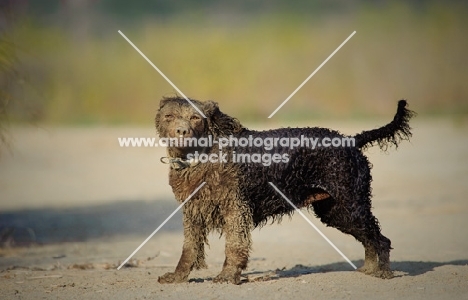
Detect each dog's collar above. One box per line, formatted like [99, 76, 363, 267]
[160, 157, 200, 170]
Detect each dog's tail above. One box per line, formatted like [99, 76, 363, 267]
[354, 100, 416, 150]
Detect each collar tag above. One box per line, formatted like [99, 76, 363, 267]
[160, 157, 200, 170]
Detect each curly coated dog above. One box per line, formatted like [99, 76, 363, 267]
[155, 96, 415, 284]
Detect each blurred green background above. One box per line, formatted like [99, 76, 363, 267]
[1, 0, 467, 126]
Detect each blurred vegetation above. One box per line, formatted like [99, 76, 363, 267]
[0, 33, 14, 145]
[2, 0, 468, 125]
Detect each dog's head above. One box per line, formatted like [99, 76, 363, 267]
[155, 96, 244, 157]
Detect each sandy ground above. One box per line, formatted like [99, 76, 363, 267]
[1, 119, 468, 299]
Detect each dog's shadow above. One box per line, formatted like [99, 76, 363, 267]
[390, 260, 468, 276]
[241, 259, 468, 281]
[190, 259, 468, 284]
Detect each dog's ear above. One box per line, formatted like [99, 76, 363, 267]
[159, 97, 173, 109]
[155, 109, 162, 135]
[203, 100, 244, 137]
[202, 101, 219, 119]
[155, 98, 172, 135]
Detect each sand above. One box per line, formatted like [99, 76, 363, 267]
[1, 119, 467, 299]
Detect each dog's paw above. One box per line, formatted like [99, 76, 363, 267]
[158, 272, 187, 284]
[357, 264, 377, 275]
[371, 269, 394, 279]
[357, 264, 393, 279]
[213, 273, 241, 285]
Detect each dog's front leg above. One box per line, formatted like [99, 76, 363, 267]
[158, 214, 203, 284]
[213, 205, 253, 284]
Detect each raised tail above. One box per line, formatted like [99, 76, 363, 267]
[354, 100, 416, 150]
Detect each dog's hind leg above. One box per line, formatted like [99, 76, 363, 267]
[344, 215, 393, 279]
[312, 198, 393, 279]
[158, 214, 207, 283]
[362, 231, 392, 279]
[213, 203, 253, 284]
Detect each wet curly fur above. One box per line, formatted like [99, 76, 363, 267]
[155, 96, 415, 284]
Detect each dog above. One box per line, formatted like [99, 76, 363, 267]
[155, 96, 415, 284]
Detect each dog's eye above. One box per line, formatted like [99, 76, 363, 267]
[164, 114, 174, 120]
[190, 115, 201, 121]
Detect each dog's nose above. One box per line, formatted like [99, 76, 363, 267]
[176, 127, 189, 136]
